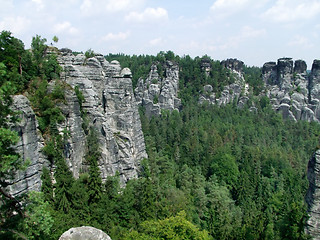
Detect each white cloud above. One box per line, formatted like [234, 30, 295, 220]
[149, 37, 165, 46]
[53, 21, 79, 35]
[101, 31, 130, 41]
[0, 16, 31, 34]
[31, 0, 45, 11]
[288, 35, 313, 48]
[240, 26, 266, 39]
[105, 0, 145, 12]
[0, 0, 14, 15]
[80, 0, 93, 15]
[211, 0, 249, 10]
[125, 7, 168, 22]
[262, 0, 320, 23]
[80, 0, 145, 15]
[206, 26, 266, 51]
[210, 0, 250, 17]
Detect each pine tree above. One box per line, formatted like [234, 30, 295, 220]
[86, 127, 102, 204]
[41, 167, 53, 203]
[54, 154, 74, 213]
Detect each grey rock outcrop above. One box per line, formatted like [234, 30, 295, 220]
[262, 58, 314, 122]
[58, 51, 147, 183]
[135, 61, 181, 117]
[8, 95, 49, 197]
[306, 150, 320, 239]
[199, 59, 250, 108]
[59, 226, 112, 240]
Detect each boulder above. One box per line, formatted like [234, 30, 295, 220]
[59, 226, 112, 240]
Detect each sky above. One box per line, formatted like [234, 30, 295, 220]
[0, 0, 320, 67]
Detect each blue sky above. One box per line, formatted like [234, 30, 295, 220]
[1, 0, 320, 67]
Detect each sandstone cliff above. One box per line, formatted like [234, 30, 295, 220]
[9, 49, 147, 196]
[262, 58, 319, 122]
[7, 95, 49, 197]
[306, 150, 320, 239]
[57, 49, 147, 183]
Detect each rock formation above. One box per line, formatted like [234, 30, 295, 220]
[58, 49, 147, 183]
[134, 61, 181, 117]
[262, 58, 320, 122]
[59, 226, 112, 240]
[199, 58, 250, 108]
[7, 95, 49, 197]
[306, 150, 320, 239]
[8, 49, 148, 196]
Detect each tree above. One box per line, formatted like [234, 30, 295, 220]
[85, 48, 95, 59]
[23, 191, 54, 239]
[52, 36, 59, 44]
[31, 35, 47, 74]
[86, 127, 102, 204]
[124, 211, 212, 240]
[41, 167, 53, 203]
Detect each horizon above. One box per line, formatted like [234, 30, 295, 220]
[1, 0, 319, 68]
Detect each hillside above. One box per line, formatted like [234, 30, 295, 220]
[1, 31, 320, 239]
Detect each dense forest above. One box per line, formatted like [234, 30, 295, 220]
[1, 31, 320, 239]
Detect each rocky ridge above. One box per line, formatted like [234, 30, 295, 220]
[199, 58, 251, 108]
[134, 61, 181, 117]
[262, 58, 320, 122]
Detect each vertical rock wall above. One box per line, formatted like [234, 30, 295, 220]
[8, 95, 49, 197]
[306, 150, 320, 239]
[58, 50, 147, 183]
[8, 49, 148, 196]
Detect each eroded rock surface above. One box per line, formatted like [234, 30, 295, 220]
[306, 150, 320, 239]
[262, 58, 319, 122]
[199, 58, 250, 108]
[135, 61, 181, 117]
[59, 226, 112, 240]
[8, 95, 49, 197]
[58, 50, 147, 183]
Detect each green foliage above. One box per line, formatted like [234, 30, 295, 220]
[52, 36, 59, 44]
[243, 65, 263, 95]
[41, 167, 53, 203]
[31, 35, 47, 67]
[124, 211, 212, 240]
[86, 127, 102, 204]
[85, 48, 95, 59]
[23, 191, 54, 239]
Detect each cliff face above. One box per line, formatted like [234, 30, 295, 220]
[262, 58, 316, 122]
[58, 49, 147, 183]
[9, 95, 49, 197]
[306, 150, 320, 239]
[9, 49, 147, 196]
